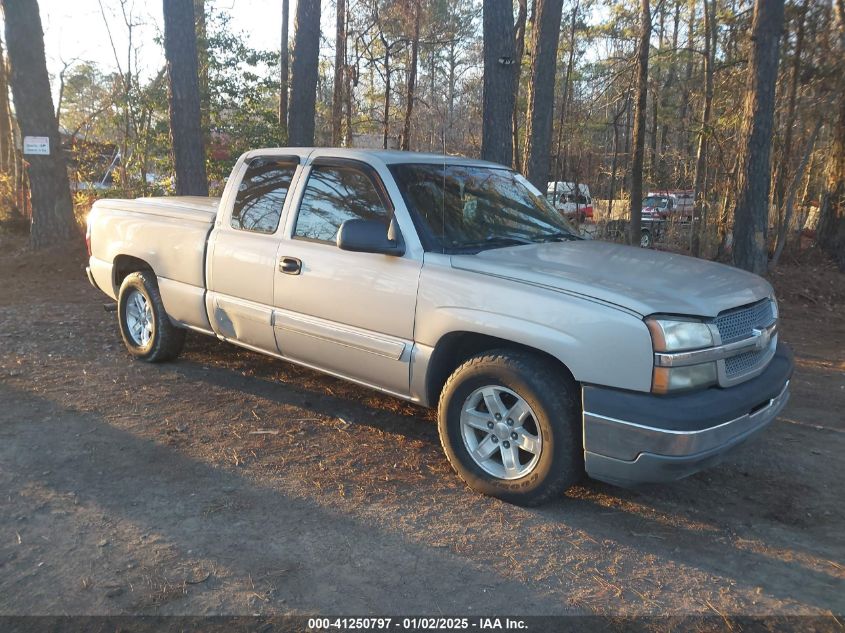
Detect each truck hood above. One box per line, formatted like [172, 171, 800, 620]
[450, 241, 773, 317]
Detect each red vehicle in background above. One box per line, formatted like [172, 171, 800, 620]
[642, 190, 695, 221]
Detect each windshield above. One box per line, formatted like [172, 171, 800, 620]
[643, 196, 668, 208]
[389, 164, 579, 253]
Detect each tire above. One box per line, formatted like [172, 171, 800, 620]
[117, 271, 186, 362]
[640, 228, 652, 248]
[437, 350, 583, 506]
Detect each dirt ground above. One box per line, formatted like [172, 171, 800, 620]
[0, 228, 843, 625]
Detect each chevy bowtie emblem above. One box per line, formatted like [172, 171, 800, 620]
[752, 326, 772, 351]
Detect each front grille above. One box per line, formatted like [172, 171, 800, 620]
[714, 299, 777, 381]
[715, 299, 774, 344]
[725, 348, 768, 376]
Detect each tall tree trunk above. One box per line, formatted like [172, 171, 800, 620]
[17, 146, 30, 217]
[279, 0, 290, 140]
[427, 47, 435, 151]
[716, 153, 740, 259]
[120, 4, 133, 193]
[3, 0, 78, 249]
[401, 0, 420, 151]
[816, 0, 845, 270]
[288, 0, 321, 146]
[659, 0, 681, 159]
[678, 0, 695, 157]
[772, 119, 821, 267]
[481, 0, 516, 165]
[381, 33, 391, 150]
[623, 92, 632, 178]
[691, 0, 715, 257]
[511, 0, 528, 170]
[138, 104, 153, 196]
[732, 0, 785, 273]
[194, 0, 209, 147]
[163, 0, 208, 196]
[332, 0, 346, 145]
[11, 115, 24, 215]
[607, 96, 628, 221]
[773, 0, 805, 212]
[0, 38, 12, 174]
[649, 80, 658, 179]
[446, 42, 456, 146]
[523, 0, 565, 188]
[553, 1, 579, 185]
[343, 0, 353, 147]
[649, 3, 664, 175]
[628, 0, 651, 246]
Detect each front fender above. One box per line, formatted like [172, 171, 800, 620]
[414, 263, 654, 397]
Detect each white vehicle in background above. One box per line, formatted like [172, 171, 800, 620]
[546, 181, 593, 221]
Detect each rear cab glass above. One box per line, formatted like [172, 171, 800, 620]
[231, 158, 298, 234]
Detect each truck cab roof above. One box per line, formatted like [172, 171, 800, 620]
[241, 147, 508, 169]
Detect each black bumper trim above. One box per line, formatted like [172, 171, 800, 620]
[582, 341, 794, 432]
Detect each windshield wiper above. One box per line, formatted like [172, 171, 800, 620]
[450, 236, 533, 251]
[531, 231, 582, 243]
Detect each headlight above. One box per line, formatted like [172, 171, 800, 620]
[770, 294, 779, 319]
[646, 317, 714, 352]
[646, 316, 717, 393]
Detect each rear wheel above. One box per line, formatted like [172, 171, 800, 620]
[117, 271, 185, 362]
[437, 350, 583, 506]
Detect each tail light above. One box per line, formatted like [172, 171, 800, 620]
[85, 217, 92, 257]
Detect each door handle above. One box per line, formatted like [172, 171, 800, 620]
[279, 256, 302, 275]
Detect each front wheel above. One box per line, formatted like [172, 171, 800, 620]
[640, 228, 653, 248]
[437, 350, 583, 506]
[117, 271, 185, 362]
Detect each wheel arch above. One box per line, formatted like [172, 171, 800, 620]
[424, 330, 579, 409]
[113, 255, 155, 295]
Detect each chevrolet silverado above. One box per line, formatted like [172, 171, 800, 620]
[86, 148, 793, 505]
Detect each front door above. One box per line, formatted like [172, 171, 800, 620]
[272, 159, 422, 396]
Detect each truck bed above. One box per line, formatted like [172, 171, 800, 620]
[98, 196, 220, 224]
[87, 196, 221, 330]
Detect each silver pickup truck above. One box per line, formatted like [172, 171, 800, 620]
[86, 148, 793, 505]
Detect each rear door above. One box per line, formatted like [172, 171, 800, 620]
[272, 158, 422, 396]
[206, 155, 301, 352]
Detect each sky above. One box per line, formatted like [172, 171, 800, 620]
[37, 0, 297, 102]
[33, 0, 609, 107]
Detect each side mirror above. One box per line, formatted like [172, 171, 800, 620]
[337, 217, 405, 256]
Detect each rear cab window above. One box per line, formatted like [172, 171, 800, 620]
[231, 158, 298, 234]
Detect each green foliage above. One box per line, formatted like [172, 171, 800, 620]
[206, 8, 282, 189]
[41, 0, 837, 267]
[58, 58, 172, 198]
[55, 4, 287, 200]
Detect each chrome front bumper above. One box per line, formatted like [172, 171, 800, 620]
[582, 343, 793, 487]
